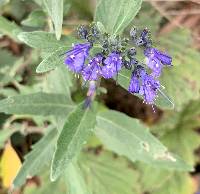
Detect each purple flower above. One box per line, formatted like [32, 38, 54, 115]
[128, 65, 160, 104]
[128, 65, 146, 93]
[146, 57, 163, 77]
[65, 43, 91, 73]
[129, 76, 140, 93]
[101, 52, 122, 79]
[144, 48, 172, 77]
[82, 54, 103, 81]
[140, 74, 160, 104]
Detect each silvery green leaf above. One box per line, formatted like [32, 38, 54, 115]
[96, 110, 192, 171]
[0, 93, 75, 116]
[95, 0, 142, 34]
[51, 103, 96, 181]
[43, 0, 63, 40]
[18, 31, 75, 52]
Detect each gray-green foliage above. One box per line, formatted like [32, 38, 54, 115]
[51, 103, 97, 181]
[44, 65, 73, 102]
[96, 110, 192, 170]
[0, 1, 199, 194]
[17, 31, 77, 73]
[43, 0, 63, 40]
[95, 0, 142, 34]
[36, 46, 70, 73]
[17, 31, 74, 52]
[0, 93, 74, 116]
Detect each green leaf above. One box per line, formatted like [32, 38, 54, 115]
[18, 31, 76, 73]
[36, 46, 69, 73]
[79, 151, 141, 194]
[18, 31, 75, 52]
[51, 103, 96, 181]
[21, 10, 46, 27]
[95, 110, 192, 171]
[0, 16, 22, 41]
[0, 92, 75, 116]
[65, 162, 91, 194]
[94, 0, 142, 34]
[44, 65, 73, 102]
[13, 128, 57, 188]
[43, 0, 63, 40]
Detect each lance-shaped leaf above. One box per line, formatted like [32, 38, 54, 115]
[0, 93, 75, 116]
[43, 0, 63, 40]
[95, 110, 192, 171]
[36, 46, 70, 73]
[18, 31, 76, 52]
[94, 0, 142, 34]
[51, 103, 96, 181]
[12, 128, 57, 188]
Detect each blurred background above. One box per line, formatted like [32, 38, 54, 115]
[0, 0, 200, 194]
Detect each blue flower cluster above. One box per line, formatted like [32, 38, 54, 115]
[64, 24, 172, 105]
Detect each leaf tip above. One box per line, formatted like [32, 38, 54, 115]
[35, 65, 43, 73]
[36, 64, 50, 73]
[50, 165, 58, 182]
[17, 32, 26, 42]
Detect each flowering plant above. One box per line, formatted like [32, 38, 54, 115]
[64, 24, 173, 107]
[0, 0, 199, 194]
